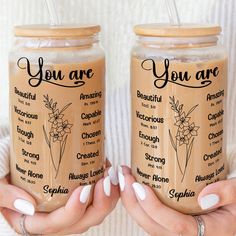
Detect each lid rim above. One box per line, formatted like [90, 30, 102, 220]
[134, 23, 222, 37]
[14, 24, 101, 37]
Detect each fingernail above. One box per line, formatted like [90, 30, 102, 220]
[108, 166, 119, 185]
[199, 194, 220, 210]
[118, 165, 125, 192]
[80, 185, 92, 203]
[132, 182, 146, 201]
[103, 176, 111, 197]
[13, 199, 35, 216]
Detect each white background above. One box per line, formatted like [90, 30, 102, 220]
[0, 0, 236, 235]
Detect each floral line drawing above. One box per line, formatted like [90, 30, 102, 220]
[43, 94, 73, 179]
[169, 96, 199, 182]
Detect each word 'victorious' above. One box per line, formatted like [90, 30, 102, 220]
[17, 57, 94, 88]
[141, 59, 219, 89]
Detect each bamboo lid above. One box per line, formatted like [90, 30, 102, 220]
[134, 24, 221, 37]
[14, 24, 101, 37]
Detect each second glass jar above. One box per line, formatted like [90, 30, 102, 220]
[131, 24, 228, 215]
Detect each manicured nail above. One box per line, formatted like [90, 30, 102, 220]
[118, 165, 125, 191]
[132, 182, 146, 201]
[13, 199, 35, 216]
[80, 185, 92, 203]
[199, 194, 220, 210]
[103, 176, 111, 197]
[108, 166, 119, 185]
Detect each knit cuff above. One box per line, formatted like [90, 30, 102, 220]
[0, 213, 18, 236]
[0, 125, 10, 179]
[227, 145, 236, 179]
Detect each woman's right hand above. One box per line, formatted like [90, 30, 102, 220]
[119, 165, 236, 236]
[0, 166, 119, 235]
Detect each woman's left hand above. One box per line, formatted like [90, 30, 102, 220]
[119, 166, 236, 236]
[1, 166, 120, 235]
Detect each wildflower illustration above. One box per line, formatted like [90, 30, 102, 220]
[43, 95, 73, 179]
[169, 96, 199, 182]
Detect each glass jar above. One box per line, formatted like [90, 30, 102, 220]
[9, 25, 105, 212]
[131, 24, 228, 215]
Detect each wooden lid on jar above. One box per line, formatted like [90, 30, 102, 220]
[134, 24, 221, 37]
[14, 24, 101, 37]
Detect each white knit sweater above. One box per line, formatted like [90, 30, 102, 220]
[1, 0, 236, 235]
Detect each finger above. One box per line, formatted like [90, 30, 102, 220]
[131, 181, 197, 236]
[5, 184, 92, 234]
[0, 179, 36, 216]
[119, 167, 176, 236]
[197, 208, 236, 236]
[119, 165, 131, 174]
[104, 162, 119, 186]
[118, 165, 131, 192]
[198, 178, 236, 210]
[59, 172, 120, 235]
[105, 160, 119, 186]
[106, 165, 119, 186]
[106, 158, 112, 168]
[0, 176, 8, 184]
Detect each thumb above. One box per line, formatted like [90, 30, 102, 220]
[198, 178, 236, 210]
[0, 179, 36, 216]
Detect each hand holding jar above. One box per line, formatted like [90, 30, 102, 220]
[0, 158, 119, 235]
[119, 165, 236, 236]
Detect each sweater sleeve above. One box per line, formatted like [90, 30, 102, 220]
[0, 125, 10, 179]
[227, 145, 236, 179]
[0, 125, 16, 235]
[0, 214, 18, 236]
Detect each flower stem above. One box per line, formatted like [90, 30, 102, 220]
[55, 167, 59, 179]
[49, 137, 57, 172]
[181, 144, 188, 182]
[55, 141, 62, 179]
[176, 142, 183, 175]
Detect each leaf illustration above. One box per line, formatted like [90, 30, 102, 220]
[186, 104, 199, 117]
[176, 100, 179, 107]
[61, 135, 68, 158]
[187, 138, 194, 163]
[169, 130, 177, 151]
[55, 135, 68, 179]
[179, 104, 183, 113]
[52, 102, 57, 110]
[43, 125, 50, 148]
[59, 103, 72, 115]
